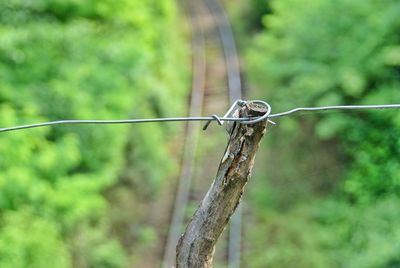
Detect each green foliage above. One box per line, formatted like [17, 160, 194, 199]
[230, 0, 271, 32]
[243, 0, 400, 266]
[0, 0, 188, 266]
[0, 210, 71, 268]
[245, 196, 400, 268]
[247, 0, 400, 201]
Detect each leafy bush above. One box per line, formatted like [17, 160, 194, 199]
[0, 0, 188, 266]
[245, 196, 400, 268]
[243, 0, 400, 266]
[0, 210, 71, 268]
[247, 0, 400, 201]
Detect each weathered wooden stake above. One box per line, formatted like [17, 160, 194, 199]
[176, 103, 268, 267]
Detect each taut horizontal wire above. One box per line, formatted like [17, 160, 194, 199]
[0, 117, 250, 133]
[269, 104, 400, 118]
[1, 102, 400, 133]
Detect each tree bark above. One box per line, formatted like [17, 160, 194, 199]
[176, 103, 268, 267]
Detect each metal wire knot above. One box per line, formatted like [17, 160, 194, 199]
[239, 100, 275, 125]
[202, 114, 223, 130]
[203, 99, 274, 131]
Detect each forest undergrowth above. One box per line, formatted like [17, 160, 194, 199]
[0, 1, 189, 267]
[229, 0, 400, 267]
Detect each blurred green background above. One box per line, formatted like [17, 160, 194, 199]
[231, 0, 400, 267]
[0, 0, 399, 267]
[0, 0, 188, 267]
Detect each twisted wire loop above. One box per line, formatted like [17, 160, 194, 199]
[203, 99, 245, 130]
[239, 100, 272, 125]
[202, 114, 223, 130]
[203, 100, 275, 130]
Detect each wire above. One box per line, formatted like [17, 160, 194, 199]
[0, 117, 250, 133]
[269, 104, 400, 118]
[1, 101, 400, 133]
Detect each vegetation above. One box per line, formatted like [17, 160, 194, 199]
[240, 0, 400, 266]
[2, 0, 399, 266]
[0, 0, 188, 267]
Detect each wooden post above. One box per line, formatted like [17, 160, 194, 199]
[176, 103, 268, 267]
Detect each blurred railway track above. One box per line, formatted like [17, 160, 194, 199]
[162, 0, 243, 266]
[162, 0, 206, 265]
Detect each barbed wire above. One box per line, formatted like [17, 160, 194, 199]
[1, 100, 400, 133]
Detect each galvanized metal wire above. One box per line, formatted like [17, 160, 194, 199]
[1, 101, 400, 133]
[269, 104, 400, 118]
